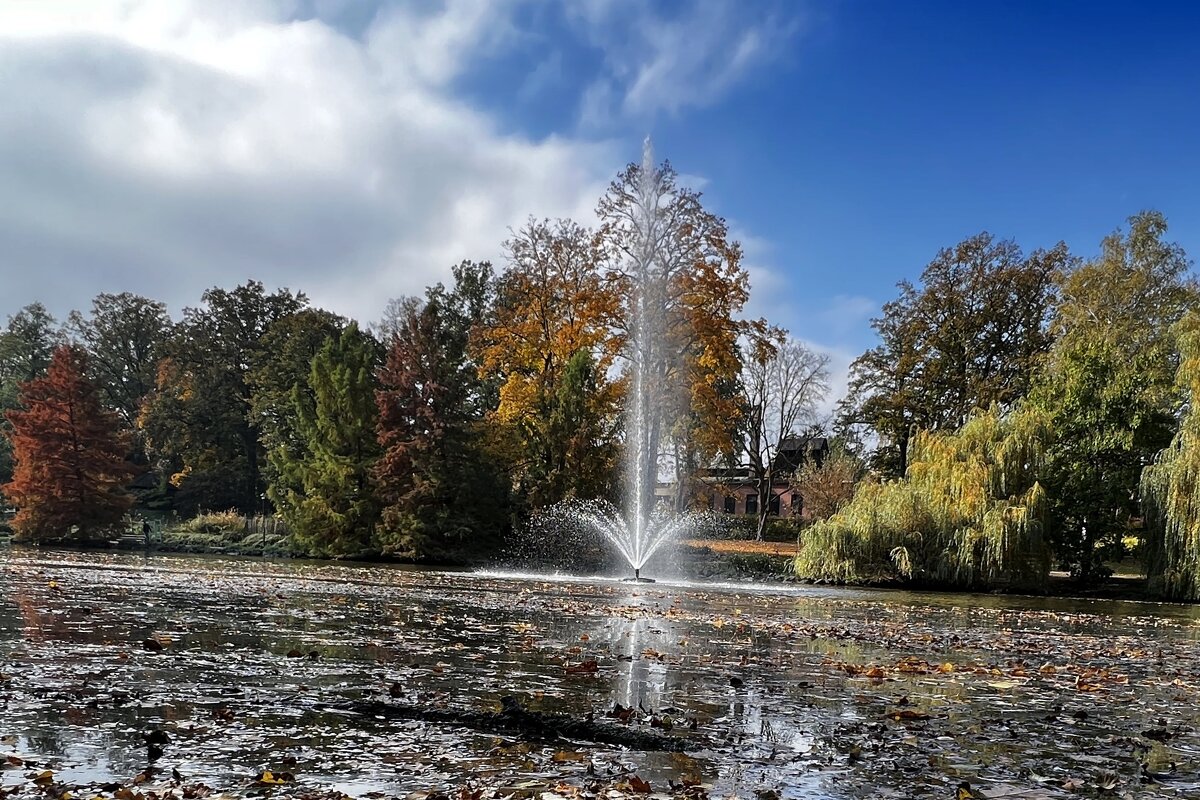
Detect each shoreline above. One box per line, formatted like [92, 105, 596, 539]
[0, 534, 1174, 605]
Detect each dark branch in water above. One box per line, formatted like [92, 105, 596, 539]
[330, 696, 693, 752]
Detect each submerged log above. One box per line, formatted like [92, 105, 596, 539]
[333, 696, 692, 752]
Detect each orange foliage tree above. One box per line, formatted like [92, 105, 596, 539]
[475, 218, 622, 508]
[3, 345, 136, 540]
[598, 148, 756, 510]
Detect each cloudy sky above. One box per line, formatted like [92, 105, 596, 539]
[4, 0, 1200, 406]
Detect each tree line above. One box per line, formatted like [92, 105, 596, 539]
[0, 157, 829, 560]
[5, 169, 1200, 597]
[824, 210, 1200, 595]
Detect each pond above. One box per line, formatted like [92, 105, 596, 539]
[2, 548, 1200, 799]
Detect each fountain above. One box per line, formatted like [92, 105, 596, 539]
[501, 139, 708, 582]
[580, 138, 703, 582]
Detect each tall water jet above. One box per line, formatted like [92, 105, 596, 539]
[626, 136, 663, 578]
[512, 138, 710, 580]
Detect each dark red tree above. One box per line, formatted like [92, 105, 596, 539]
[3, 345, 136, 540]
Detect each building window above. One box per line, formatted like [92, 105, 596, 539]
[745, 495, 758, 515]
[768, 494, 780, 516]
[792, 494, 803, 515]
[723, 496, 736, 514]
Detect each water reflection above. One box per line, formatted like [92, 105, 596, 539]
[2, 548, 1200, 799]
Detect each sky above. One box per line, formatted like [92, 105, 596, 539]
[3, 0, 1199, 407]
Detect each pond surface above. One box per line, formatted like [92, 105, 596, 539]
[3, 548, 1200, 799]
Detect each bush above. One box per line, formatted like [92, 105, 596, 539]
[179, 509, 246, 536]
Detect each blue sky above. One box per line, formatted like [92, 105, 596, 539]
[2, 0, 1198, 402]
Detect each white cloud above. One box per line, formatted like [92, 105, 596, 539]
[567, 0, 803, 126]
[0, 0, 614, 324]
[0, 0, 806, 331]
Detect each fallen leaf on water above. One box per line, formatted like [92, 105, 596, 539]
[565, 660, 598, 675]
[255, 770, 294, 785]
[551, 751, 584, 763]
[627, 776, 651, 794]
[886, 709, 931, 721]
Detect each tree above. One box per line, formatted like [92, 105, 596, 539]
[0, 304, 63, 492]
[375, 262, 510, 561]
[840, 235, 1067, 477]
[1142, 312, 1200, 599]
[475, 218, 621, 509]
[139, 281, 307, 514]
[1033, 211, 1196, 580]
[65, 293, 171, 431]
[792, 441, 865, 522]
[795, 405, 1051, 590]
[248, 308, 346, 501]
[0, 303, 62, 387]
[536, 349, 621, 505]
[3, 345, 136, 540]
[738, 333, 830, 539]
[271, 323, 382, 558]
[597, 141, 752, 513]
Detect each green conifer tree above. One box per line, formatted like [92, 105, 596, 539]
[271, 323, 382, 557]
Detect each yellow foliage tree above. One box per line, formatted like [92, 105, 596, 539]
[794, 406, 1052, 590]
[1141, 312, 1200, 599]
[474, 218, 622, 508]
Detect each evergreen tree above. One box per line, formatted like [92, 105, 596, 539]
[271, 323, 382, 558]
[249, 308, 346, 501]
[532, 349, 620, 505]
[4, 345, 136, 540]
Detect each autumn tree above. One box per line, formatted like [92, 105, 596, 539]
[739, 333, 830, 539]
[1142, 312, 1200, 599]
[271, 323, 382, 558]
[795, 405, 1051, 590]
[1032, 211, 1197, 580]
[536, 348, 621, 505]
[840, 234, 1067, 477]
[375, 262, 510, 561]
[4, 345, 136, 540]
[0, 304, 63, 491]
[598, 142, 752, 513]
[139, 281, 307, 514]
[475, 218, 621, 509]
[792, 441, 865, 522]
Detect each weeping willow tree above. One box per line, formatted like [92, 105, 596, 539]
[794, 406, 1052, 589]
[1141, 312, 1200, 600]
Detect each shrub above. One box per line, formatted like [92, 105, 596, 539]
[180, 509, 246, 536]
